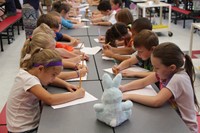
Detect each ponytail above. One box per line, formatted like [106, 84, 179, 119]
[184, 54, 199, 111]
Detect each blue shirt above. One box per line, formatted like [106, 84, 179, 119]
[55, 32, 63, 41]
[61, 18, 73, 29]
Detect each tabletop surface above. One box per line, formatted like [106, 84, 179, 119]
[37, 5, 190, 133]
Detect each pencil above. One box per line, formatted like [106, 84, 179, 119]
[80, 42, 84, 49]
[79, 54, 84, 88]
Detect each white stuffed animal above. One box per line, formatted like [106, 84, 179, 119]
[93, 73, 133, 127]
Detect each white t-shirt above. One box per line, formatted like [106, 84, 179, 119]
[6, 69, 41, 132]
[166, 70, 198, 133]
[102, 10, 116, 25]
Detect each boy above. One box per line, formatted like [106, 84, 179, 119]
[112, 29, 159, 78]
[103, 18, 152, 62]
[91, 0, 116, 26]
[37, 12, 79, 47]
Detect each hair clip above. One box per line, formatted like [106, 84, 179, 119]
[40, 48, 43, 51]
[22, 54, 31, 61]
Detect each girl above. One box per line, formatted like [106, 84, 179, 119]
[110, 0, 122, 12]
[102, 22, 134, 62]
[6, 48, 85, 133]
[115, 8, 134, 26]
[120, 42, 199, 133]
[27, 26, 88, 80]
[52, 1, 84, 29]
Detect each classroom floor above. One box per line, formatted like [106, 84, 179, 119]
[0, 19, 200, 112]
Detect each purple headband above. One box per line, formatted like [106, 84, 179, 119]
[33, 61, 62, 67]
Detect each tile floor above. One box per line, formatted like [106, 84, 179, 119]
[0, 19, 200, 112]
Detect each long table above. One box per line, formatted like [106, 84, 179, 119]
[37, 6, 191, 133]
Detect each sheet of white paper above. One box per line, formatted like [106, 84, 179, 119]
[75, 3, 89, 8]
[102, 56, 114, 61]
[81, 46, 101, 55]
[52, 92, 98, 109]
[103, 68, 114, 74]
[74, 43, 85, 49]
[81, 18, 90, 22]
[79, 6, 89, 12]
[80, 25, 90, 28]
[67, 61, 87, 81]
[123, 65, 149, 72]
[123, 85, 157, 96]
[103, 65, 149, 75]
[94, 38, 99, 43]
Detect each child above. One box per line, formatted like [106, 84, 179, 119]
[112, 29, 158, 77]
[120, 42, 199, 133]
[98, 8, 134, 44]
[37, 12, 79, 47]
[110, 0, 122, 12]
[91, 0, 116, 26]
[6, 48, 85, 133]
[115, 8, 134, 26]
[103, 22, 133, 61]
[28, 27, 88, 80]
[103, 17, 152, 62]
[52, 1, 84, 29]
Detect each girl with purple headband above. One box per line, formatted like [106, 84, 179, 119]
[6, 48, 85, 133]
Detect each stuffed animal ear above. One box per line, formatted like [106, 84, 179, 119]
[113, 73, 122, 88]
[102, 73, 113, 89]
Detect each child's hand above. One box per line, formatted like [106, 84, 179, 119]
[121, 69, 134, 77]
[112, 65, 120, 75]
[71, 39, 80, 47]
[67, 84, 79, 92]
[102, 44, 111, 50]
[102, 49, 113, 58]
[75, 87, 85, 99]
[79, 67, 88, 77]
[122, 93, 130, 100]
[98, 36, 105, 43]
[81, 54, 89, 61]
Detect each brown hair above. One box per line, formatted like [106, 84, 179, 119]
[134, 30, 158, 50]
[132, 17, 152, 33]
[115, 8, 134, 25]
[52, 1, 71, 13]
[152, 42, 199, 111]
[37, 14, 59, 29]
[105, 22, 129, 47]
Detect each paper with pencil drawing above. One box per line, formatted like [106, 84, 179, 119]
[52, 92, 98, 109]
[103, 65, 149, 75]
[74, 42, 85, 49]
[81, 46, 101, 55]
[67, 61, 87, 81]
[123, 85, 157, 96]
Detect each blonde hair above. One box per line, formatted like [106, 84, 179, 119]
[20, 32, 56, 67]
[20, 48, 62, 70]
[33, 23, 55, 37]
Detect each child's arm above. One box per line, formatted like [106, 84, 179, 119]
[111, 47, 135, 55]
[121, 70, 154, 78]
[123, 87, 173, 107]
[103, 48, 131, 62]
[119, 72, 157, 92]
[55, 48, 77, 58]
[95, 21, 112, 26]
[57, 67, 88, 80]
[112, 56, 139, 74]
[61, 34, 80, 47]
[29, 83, 85, 105]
